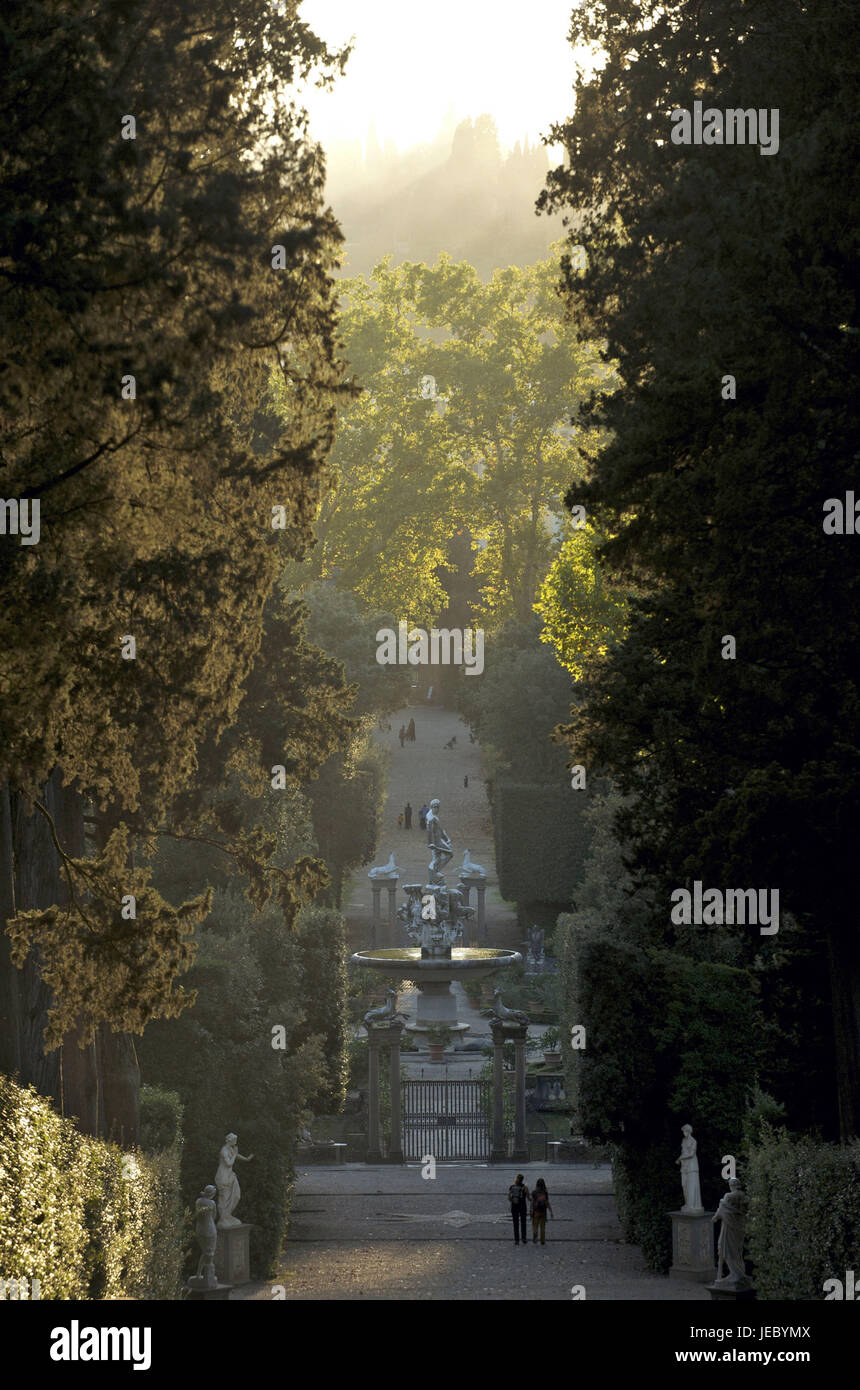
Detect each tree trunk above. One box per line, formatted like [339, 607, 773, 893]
[98, 1029, 140, 1147]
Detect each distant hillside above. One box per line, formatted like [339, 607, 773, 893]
[324, 115, 565, 278]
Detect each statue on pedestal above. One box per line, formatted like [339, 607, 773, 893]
[215, 1132, 254, 1229]
[712, 1179, 752, 1289]
[190, 1185, 218, 1290]
[426, 798, 452, 879]
[676, 1123, 703, 1213]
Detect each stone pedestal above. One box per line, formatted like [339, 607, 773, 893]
[185, 1281, 232, 1301]
[669, 1210, 716, 1282]
[214, 1223, 251, 1286]
[706, 1281, 756, 1302]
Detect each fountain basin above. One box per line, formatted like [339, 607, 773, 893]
[351, 947, 521, 1034]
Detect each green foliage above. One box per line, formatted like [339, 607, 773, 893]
[294, 906, 350, 1115]
[535, 525, 628, 681]
[0, 1075, 184, 1299]
[138, 886, 346, 1277]
[290, 252, 605, 627]
[491, 781, 592, 905]
[611, 1142, 677, 1275]
[747, 1129, 860, 1300]
[139, 1085, 184, 1156]
[543, 0, 860, 1135]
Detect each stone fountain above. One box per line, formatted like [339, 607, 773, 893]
[351, 796, 520, 1036]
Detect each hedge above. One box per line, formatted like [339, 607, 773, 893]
[490, 780, 593, 905]
[747, 1128, 860, 1299]
[0, 1074, 184, 1299]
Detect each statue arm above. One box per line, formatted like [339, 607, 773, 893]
[237, 1152, 254, 1161]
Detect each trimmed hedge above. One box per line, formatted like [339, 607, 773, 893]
[747, 1128, 860, 1299]
[0, 1074, 184, 1299]
[490, 781, 593, 904]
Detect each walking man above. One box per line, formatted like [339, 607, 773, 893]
[463, 775, 469, 789]
[508, 1173, 530, 1246]
[419, 803, 428, 830]
[404, 802, 412, 829]
[408, 717, 416, 741]
[399, 725, 405, 748]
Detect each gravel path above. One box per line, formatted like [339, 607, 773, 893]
[234, 1165, 711, 1302]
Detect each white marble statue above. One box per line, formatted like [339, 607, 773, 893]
[676, 1124, 703, 1213]
[460, 849, 486, 877]
[368, 852, 399, 879]
[712, 1179, 752, 1288]
[215, 1133, 254, 1228]
[427, 799, 452, 877]
[190, 1185, 218, 1289]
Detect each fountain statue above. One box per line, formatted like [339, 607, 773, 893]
[351, 793, 520, 1037]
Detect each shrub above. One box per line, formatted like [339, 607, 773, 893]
[747, 1128, 860, 1299]
[140, 1084, 183, 1155]
[490, 781, 593, 905]
[0, 1074, 184, 1299]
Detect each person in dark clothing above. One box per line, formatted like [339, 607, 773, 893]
[463, 775, 469, 789]
[531, 1177, 553, 1244]
[419, 804, 428, 830]
[399, 725, 405, 747]
[508, 1173, 530, 1245]
[404, 802, 412, 829]
[407, 717, 416, 741]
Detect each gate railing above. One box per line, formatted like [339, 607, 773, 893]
[401, 1079, 493, 1160]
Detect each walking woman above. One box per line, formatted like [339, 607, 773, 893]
[531, 1178, 553, 1244]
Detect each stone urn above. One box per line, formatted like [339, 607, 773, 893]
[428, 1041, 446, 1064]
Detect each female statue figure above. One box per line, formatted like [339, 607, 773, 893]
[215, 1132, 254, 1228]
[676, 1123, 703, 1212]
[712, 1179, 752, 1288]
[190, 1185, 218, 1289]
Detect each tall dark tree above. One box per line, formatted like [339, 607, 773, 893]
[541, 1, 859, 1134]
[0, 0, 351, 1138]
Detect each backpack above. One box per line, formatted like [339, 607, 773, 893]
[509, 1183, 526, 1207]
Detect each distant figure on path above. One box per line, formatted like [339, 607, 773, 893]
[531, 1178, 553, 1244]
[407, 717, 416, 741]
[404, 802, 412, 829]
[419, 804, 428, 830]
[463, 775, 469, 789]
[399, 725, 405, 747]
[397, 812, 404, 829]
[508, 1174, 530, 1246]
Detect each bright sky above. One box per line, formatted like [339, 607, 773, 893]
[299, 0, 580, 153]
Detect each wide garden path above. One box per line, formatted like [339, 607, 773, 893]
[342, 704, 520, 951]
[235, 1164, 711, 1301]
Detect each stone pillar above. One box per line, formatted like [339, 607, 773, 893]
[387, 1022, 403, 1163]
[366, 1034, 382, 1163]
[491, 1023, 506, 1161]
[475, 884, 487, 941]
[385, 880, 399, 931]
[512, 1026, 529, 1162]
[458, 876, 487, 941]
[370, 883, 382, 945]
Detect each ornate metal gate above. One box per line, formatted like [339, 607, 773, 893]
[401, 1079, 492, 1160]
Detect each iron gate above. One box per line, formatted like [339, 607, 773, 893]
[401, 1079, 492, 1160]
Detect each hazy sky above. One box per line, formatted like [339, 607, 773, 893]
[299, 0, 580, 153]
